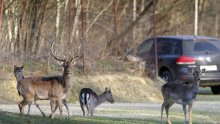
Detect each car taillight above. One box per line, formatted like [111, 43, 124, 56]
[176, 56, 195, 65]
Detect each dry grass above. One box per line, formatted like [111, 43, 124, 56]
[72, 73, 164, 103]
[0, 72, 164, 104]
[0, 78, 20, 104]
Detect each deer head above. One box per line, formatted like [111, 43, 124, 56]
[188, 68, 205, 82]
[50, 39, 84, 74]
[104, 87, 114, 103]
[14, 65, 24, 80]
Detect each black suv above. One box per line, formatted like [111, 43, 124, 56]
[137, 35, 220, 94]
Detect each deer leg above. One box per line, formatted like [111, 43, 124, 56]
[54, 101, 59, 112]
[80, 100, 85, 116]
[49, 97, 56, 119]
[165, 103, 173, 124]
[34, 100, 46, 117]
[182, 104, 187, 124]
[19, 98, 32, 115]
[63, 99, 70, 116]
[27, 104, 31, 116]
[86, 105, 90, 116]
[58, 99, 63, 116]
[161, 102, 168, 124]
[91, 107, 95, 117]
[18, 99, 26, 115]
[188, 104, 193, 124]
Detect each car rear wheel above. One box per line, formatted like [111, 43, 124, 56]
[160, 71, 173, 83]
[211, 86, 220, 94]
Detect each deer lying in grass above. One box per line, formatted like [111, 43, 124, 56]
[14, 65, 69, 117]
[17, 40, 83, 119]
[160, 68, 205, 124]
[79, 87, 114, 116]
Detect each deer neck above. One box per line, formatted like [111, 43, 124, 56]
[96, 93, 107, 107]
[193, 81, 200, 90]
[62, 67, 72, 92]
[16, 73, 24, 82]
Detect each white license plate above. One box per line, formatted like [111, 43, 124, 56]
[200, 65, 217, 71]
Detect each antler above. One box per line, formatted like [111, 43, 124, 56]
[71, 38, 84, 65]
[50, 41, 66, 62]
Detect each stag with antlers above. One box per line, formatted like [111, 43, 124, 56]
[17, 39, 83, 119]
[14, 65, 70, 117]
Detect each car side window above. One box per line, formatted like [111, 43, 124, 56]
[194, 42, 219, 52]
[171, 40, 182, 55]
[157, 39, 181, 55]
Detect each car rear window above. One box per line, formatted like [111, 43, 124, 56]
[183, 40, 220, 54]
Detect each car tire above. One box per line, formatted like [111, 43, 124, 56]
[160, 71, 173, 83]
[211, 86, 220, 94]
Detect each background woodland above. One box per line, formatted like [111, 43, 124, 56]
[0, 0, 219, 73]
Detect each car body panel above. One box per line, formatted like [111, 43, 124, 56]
[137, 35, 220, 87]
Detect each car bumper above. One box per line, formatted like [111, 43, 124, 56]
[176, 67, 220, 86]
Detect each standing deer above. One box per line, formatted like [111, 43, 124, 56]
[18, 40, 83, 119]
[79, 87, 114, 116]
[14, 65, 69, 117]
[160, 68, 205, 124]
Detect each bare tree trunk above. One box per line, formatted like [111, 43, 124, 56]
[106, 0, 154, 56]
[214, 0, 220, 37]
[215, 14, 219, 37]
[56, 0, 62, 39]
[86, 0, 91, 38]
[5, 2, 13, 52]
[198, 0, 207, 35]
[13, 1, 19, 52]
[133, 0, 137, 40]
[33, 0, 48, 55]
[85, 0, 113, 34]
[71, 0, 81, 42]
[59, 0, 69, 52]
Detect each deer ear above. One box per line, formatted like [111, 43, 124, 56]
[14, 65, 17, 69]
[21, 65, 24, 69]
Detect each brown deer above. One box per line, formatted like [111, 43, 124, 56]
[18, 40, 83, 119]
[14, 65, 69, 117]
[160, 68, 205, 124]
[79, 87, 114, 116]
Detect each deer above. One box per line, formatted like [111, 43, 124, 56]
[79, 87, 114, 116]
[17, 39, 83, 119]
[14, 65, 70, 117]
[160, 68, 205, 124]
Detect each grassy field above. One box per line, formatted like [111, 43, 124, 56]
[0, 112, 149, 124]
[0, 107, 219, 124]
[0, 99, 220, 124]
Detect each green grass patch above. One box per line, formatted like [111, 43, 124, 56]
[0, 111, 213, 124]
[0, 112, 160, 124]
